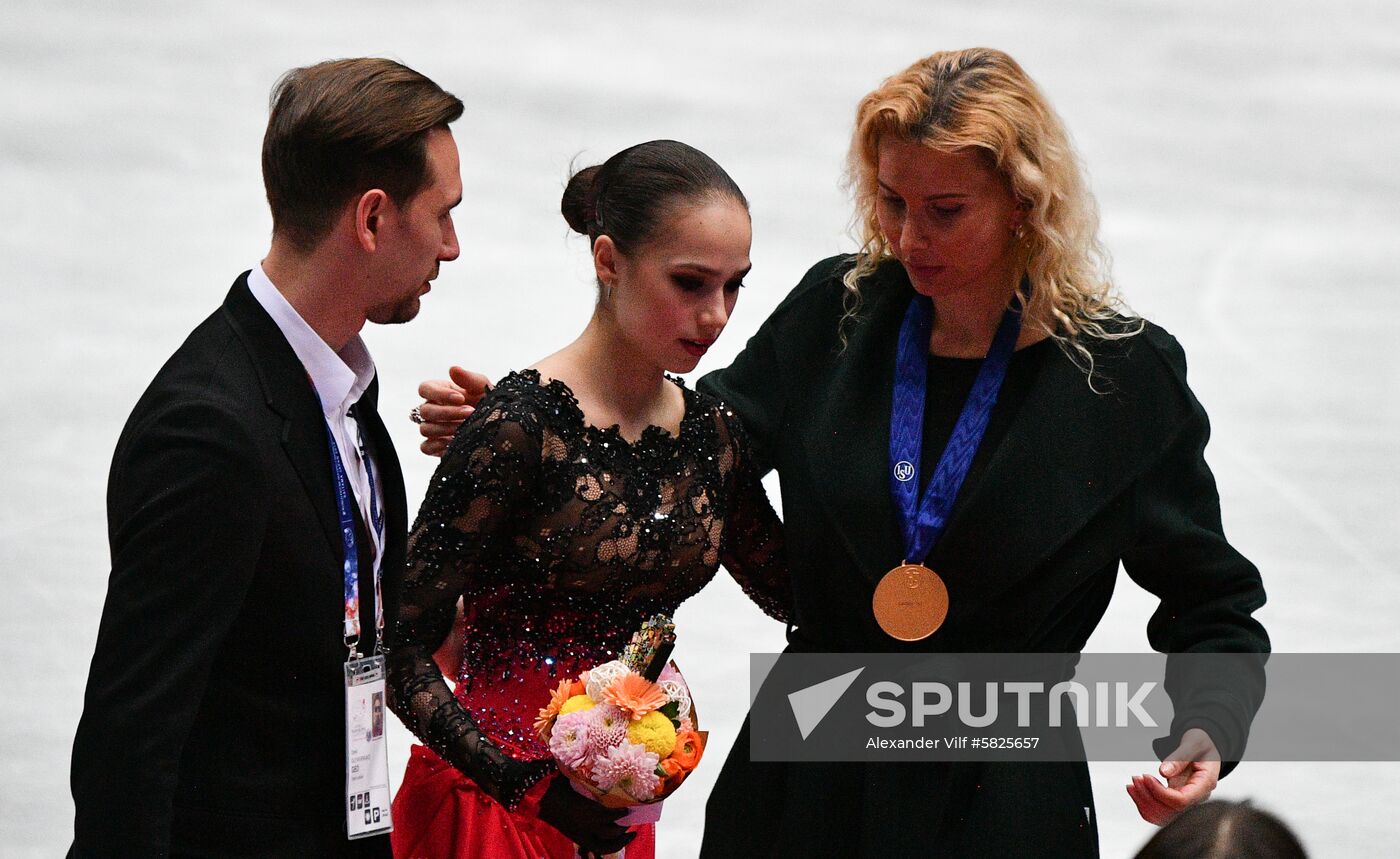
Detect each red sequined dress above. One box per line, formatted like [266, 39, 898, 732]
[386, 370, 791, 858]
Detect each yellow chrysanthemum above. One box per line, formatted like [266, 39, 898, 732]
[625, 710, 677, 758]
[559, 694, 596, 716]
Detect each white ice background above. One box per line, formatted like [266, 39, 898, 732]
[2, 1, 1398, 856]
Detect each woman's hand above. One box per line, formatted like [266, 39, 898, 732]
[1126, 727, 1221, 825]
[537, 773, 635, 856]
[414, 366, 490, 455]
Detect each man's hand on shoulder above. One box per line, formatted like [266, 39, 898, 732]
[415, 366, 489, 456]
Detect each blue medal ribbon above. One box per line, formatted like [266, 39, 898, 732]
[889, 293, 1023, 565]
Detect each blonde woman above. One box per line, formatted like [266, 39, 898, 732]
[416, 49, 1268, 857]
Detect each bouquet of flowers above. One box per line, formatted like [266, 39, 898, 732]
[534, 615, 706, 817]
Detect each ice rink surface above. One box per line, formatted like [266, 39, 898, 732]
[3, 1, 1398, 855]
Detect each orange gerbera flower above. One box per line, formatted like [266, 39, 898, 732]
[534, 678, 575, 739]
[601, 673, 670, 720]
[671, 728, 704, 770]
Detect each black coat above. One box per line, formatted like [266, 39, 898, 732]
[70, 275, 405, 858]
[697, 256, 1269, 858]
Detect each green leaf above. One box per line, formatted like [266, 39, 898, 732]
[660, 701, 680, 726]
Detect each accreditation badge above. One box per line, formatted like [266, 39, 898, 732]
[344, 655, 392, 840]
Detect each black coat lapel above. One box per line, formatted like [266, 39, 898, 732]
[790, 277, 911, 583]
[931, 332, 1192, 600]
[220, 274, 343, 567]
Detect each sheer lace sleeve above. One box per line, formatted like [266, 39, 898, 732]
[385, 391, 554, 807]
[715, 403, 793, 623]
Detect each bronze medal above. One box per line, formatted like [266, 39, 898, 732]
[872, 563, 948, 641]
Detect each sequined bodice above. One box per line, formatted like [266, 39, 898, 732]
[386, 370, 790, 806]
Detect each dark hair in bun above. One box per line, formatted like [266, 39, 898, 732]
[560, 140, 747, 254]
[1133, 800, 1307, 859]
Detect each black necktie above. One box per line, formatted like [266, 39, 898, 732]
[347, 406, 380, 654]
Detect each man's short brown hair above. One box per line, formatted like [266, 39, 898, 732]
[262, 58, 464, 251]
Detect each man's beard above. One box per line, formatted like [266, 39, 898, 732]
[367, 294, 421, 326]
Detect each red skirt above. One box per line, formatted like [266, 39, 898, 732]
[391, 745, 657, 859]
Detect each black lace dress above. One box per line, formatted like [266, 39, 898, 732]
[385, 369, 790, 856]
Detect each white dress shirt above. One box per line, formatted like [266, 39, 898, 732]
[247, 265, 385, 584]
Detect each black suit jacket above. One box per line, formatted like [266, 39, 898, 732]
[698, 256, 1269, 857]
[70, 274, 405, 858]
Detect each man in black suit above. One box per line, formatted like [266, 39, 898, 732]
[70, 58, 468, 858]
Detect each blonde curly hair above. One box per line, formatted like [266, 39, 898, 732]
[843, 47, 1140, 371]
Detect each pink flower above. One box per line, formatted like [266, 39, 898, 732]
[586, 703, 628, 754]
[590, 741, 661, 801]
[548, 711, 594, 771]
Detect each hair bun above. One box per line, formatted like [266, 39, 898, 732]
[561, 164, 603, 235]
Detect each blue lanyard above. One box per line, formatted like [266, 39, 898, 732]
[889, 294, 1023, 565]
[326, 417, 384, 657]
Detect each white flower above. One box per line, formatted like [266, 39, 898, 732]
[586, 660, 630, 700]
